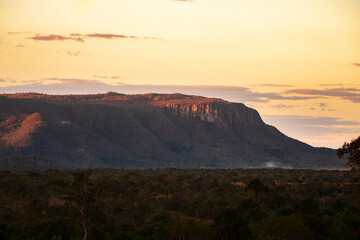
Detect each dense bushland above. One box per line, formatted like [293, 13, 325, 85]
[0, 168, 359, 239]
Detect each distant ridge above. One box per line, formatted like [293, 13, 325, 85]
[0, 92, 344, 169]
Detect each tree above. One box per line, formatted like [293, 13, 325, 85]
[246, 178, 268, 197]
[337, 136, 360, 171]
[215, 206, 249, 240]
[64, 172, 103, 240]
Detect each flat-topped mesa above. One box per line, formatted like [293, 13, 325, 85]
[0, 92, 343, 169]
[164, 102, 265, 127]
[0, 92, 223, 104]
[1, 92, 264, 126]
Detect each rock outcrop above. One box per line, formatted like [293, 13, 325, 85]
[0, 92, 344, 169]
[164, 102, 264, 127]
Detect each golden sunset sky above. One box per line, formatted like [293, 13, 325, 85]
[0, 0, 360, 148]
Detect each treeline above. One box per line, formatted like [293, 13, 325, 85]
[0, 168, 360, 239]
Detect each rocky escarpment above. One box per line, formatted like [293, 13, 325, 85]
[0, 92, 344, 169]
[164, 102, 264, 127]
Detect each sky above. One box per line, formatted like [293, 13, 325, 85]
[0, 0, 360, 148]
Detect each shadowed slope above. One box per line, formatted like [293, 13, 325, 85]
[0, 92, 344, 169]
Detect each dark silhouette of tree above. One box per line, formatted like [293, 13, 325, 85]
[215, 206, 249, 240]
[299, 198, 319, 214]
[246, 178, 268, 196]
[337, 136, 360, 171]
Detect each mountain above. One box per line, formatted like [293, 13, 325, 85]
[0, 92, 344, 169]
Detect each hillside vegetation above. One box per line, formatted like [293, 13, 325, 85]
[0, 92, 343, 169]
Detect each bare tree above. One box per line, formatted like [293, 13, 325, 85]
[64, 172, 102, 240]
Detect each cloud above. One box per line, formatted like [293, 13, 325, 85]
[263, 115, 360, 127]
[316, 103, 327, 108]
[27, 33, 157, 43]
[28, 34, 84, 42]
[270, 104, 298, 109]
[250, 83, 293, 87]
[286, 88, 360, 103]
[343, 96, 360, 103]
[258, 92, 317, 101]
[93, 75, 122, 79]
[29, 34, 69, 41]
[0, 78, 319, 104]
[70, 33, 158, 40]
[351, 63, 360, 67]
[262, 115, 360, 148]
[85, 33, 138, 39]
[8, 31, 32, 35]
[310, 103, 335, 111]
[67, 51, 82, 56]
[0, 78, 16, 83]
[15, 44, 24, 48]
[318, 83, 343, 87]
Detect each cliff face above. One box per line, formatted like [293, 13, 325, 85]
[165, 103, 220, 123]
[164, 102, 264, 127]
[0, 92, 344, 169]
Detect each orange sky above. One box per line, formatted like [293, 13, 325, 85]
[0, 0, 360, 148]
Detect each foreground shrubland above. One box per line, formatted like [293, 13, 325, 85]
[0, 168, 359, 239]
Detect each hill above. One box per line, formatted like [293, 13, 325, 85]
[0, 92, 344, 169]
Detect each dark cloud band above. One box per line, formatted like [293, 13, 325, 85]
[27, 33, 157, 42]
[28, 34, 84, 42]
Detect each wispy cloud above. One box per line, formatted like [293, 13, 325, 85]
[286, 88, 360, 103]
[0, 77, 16, 83]
[7, 31, 32, 35]
[343, 96, 360, 103]
[262, 115, 360, 148]
[317, 103, 327, 108]
[258, 92, 317, 101]
[318, 83, 343, 87]
[262, 114, 360, 148]
[270, 104, 298, 109]
[27, 33, 158, 43]
[250, 83, 293, 87]
[67, 51, 82, 56]
[85, 33, 138, 39]
[70, 33, 158, 40]
[351, 63, 360, 67]
[28, 34, 84, 42]
[310, 102, 335, 111]
[0, 78, 318, 103]
[93, 75, 122, 79]
[263, 115, 360, 127]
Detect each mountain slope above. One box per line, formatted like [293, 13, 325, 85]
[0, 92, 344, 169]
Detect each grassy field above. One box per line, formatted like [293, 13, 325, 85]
[0, 168, 359, 239]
